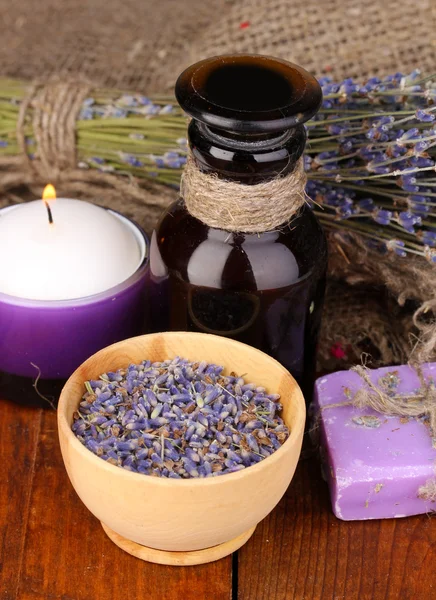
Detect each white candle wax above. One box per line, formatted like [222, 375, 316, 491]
[0, 198, 143, 301]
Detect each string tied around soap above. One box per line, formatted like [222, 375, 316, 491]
[313, 362, 436, 445]
[180, 151, 308, 233]
[312, 361, 436, 502]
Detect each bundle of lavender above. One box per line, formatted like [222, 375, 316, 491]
[1, 72, 436, 261]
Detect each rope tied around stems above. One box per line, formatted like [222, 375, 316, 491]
[181, 151, 308, 233]
[0, 77, 172, 210]
[17, 79, 91, 181]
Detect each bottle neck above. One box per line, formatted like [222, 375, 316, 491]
[188, 120, 307, 185]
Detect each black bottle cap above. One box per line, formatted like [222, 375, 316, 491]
[175, 54, 322, 134]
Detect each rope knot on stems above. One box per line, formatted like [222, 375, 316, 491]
[17, 79, 91, 182]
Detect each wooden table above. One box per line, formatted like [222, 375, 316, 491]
[2, 398, 436, 600]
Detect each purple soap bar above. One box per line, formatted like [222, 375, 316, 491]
[313, 363, 436, 520]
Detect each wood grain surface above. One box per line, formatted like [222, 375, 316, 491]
[0, 402, 232, 600]
[2, 398, 436, 600]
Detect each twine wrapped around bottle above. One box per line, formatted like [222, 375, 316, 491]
[181, 152, 308, 233]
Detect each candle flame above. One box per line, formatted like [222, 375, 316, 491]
[42, 184, 56, 201]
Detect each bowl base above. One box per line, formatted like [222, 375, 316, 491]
[101, 522, 256, 566]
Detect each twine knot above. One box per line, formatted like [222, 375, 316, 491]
[313, 362, 436, 502]
[350, 363, 436, 442]
[17, 79, 91, 182]
[181, 152, 308, 233]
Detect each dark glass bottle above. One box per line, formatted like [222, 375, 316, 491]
[150, 55, 327, 402]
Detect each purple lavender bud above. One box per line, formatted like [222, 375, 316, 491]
[410, 156, 434, 168]
[244, 419, 264, 430]
[183, 459, 199, 477]
[209, 441, 220, 454]
[227, 464, 246, 473]
[163, 411, 178, 419]
[398, 211, 421, 233]
[415, 109, 435, 122]
[125, 419, 147, 430]
[224, 458, 239, 469]
[72, 420, 86, 434]
[116, 440, 138, 451]
[136, 448, 149, 461]
[399, 128, 420, 143]
[260, 447, 272, 458]
[137, 464, 151, 474]
[85, 439, 100, 454]
[171, 393, 192, 403]
[246, 434, 260, 454]
[226, 450, 243, 464]
[240, 448, 252, 465]
[164, 447, 180, 461]
[155, 372, 168, 386]
[400, 175, 420, 192]
[197, 414, 209, 428]
[269, 434, 281, 450]
[189, 442, 204, 449]
[123, 455, 135, 468]
[216, 431, 227, 445]
[150, 404, 163, 419]
[409, 201, 430, 215]
[195, 361, 207, 374]
[195, 424, 207, 438]
[373, 209, 392, 225]
[204, 388, 219, 404]
[422, 231, 436, 247]
[203, 461, 213, 475]
[149, 417, 168, 427]
[145, 389, 158, 406]
[185, 424, 196, 441]
[91, 416, 108, 426]
[414, 140, 431, 154]
[185, 448, 201, 463]
[100, 436, 117, 448]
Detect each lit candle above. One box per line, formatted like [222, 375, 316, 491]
[0, 185, 142, 300]
[0, 186, 149, 404]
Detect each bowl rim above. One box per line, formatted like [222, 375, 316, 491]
[58, 331, 306, 486]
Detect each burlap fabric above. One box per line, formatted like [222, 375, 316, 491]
[1, 0, 435, 371]
[1, 0, 434, 91]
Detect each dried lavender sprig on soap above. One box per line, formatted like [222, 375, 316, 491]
[2, 73, 436, 259]
[71, 357, 289, 478]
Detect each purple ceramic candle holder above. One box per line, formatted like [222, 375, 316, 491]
[0, 208, 149, 407]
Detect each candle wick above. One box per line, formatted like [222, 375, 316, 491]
[44, 201, 54, 225]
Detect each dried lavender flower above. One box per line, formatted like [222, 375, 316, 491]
[72, 357, 289, 478]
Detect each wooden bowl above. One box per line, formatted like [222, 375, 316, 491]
[57, 332, 305, 565]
